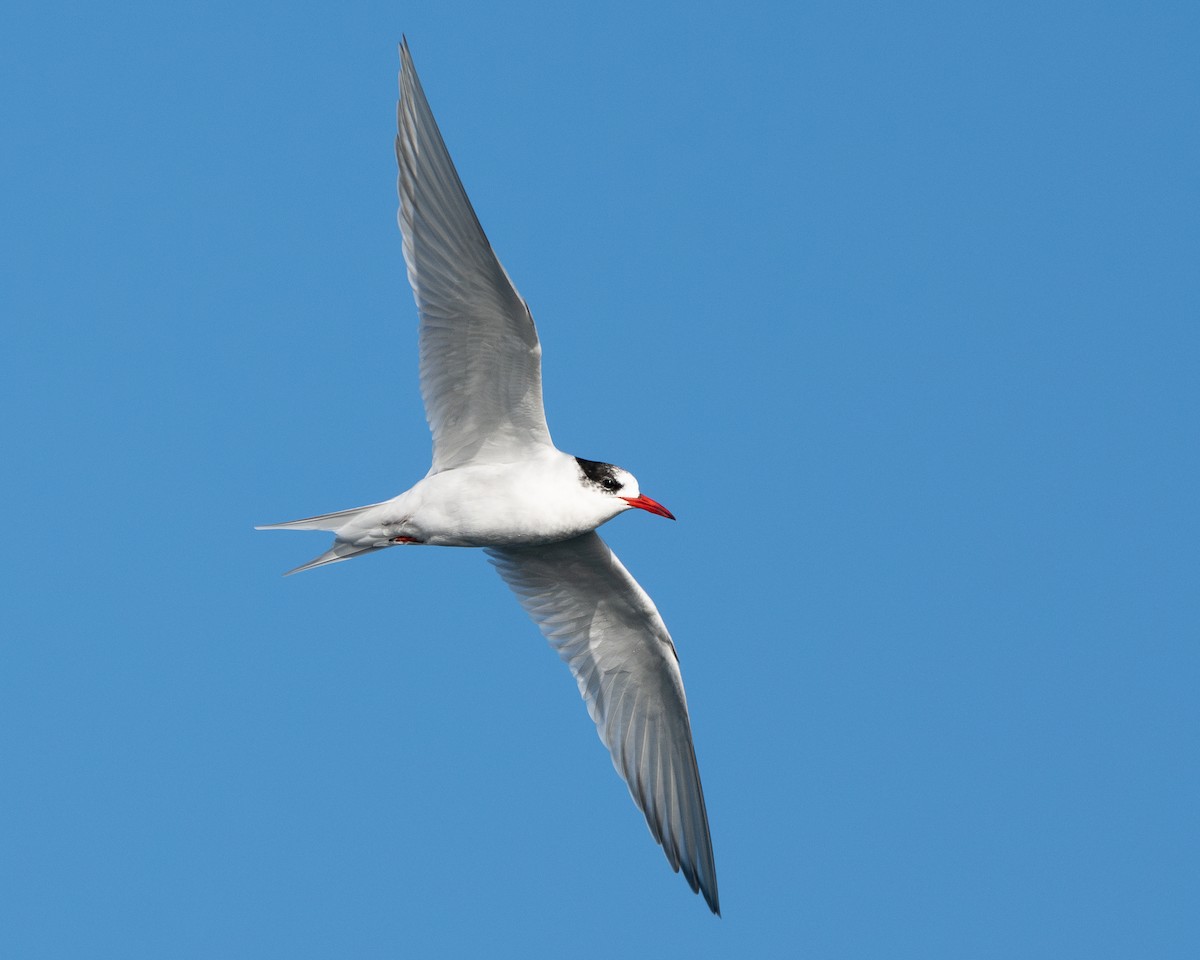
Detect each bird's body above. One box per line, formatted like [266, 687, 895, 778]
[264, 451, 639, 555]
[259, 39, 719, 913]
[397, 453, 620, 546]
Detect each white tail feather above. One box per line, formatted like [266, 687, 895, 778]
[255, 501, 385, 533]
[282, 541, 382, 576]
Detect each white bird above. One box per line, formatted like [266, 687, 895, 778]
[258, 39, 719, 914]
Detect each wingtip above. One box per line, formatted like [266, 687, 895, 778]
[699, 859, 720, 915]
[689, 864, 721, 916]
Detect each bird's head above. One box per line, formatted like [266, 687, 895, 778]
[574, 457, 675, 521]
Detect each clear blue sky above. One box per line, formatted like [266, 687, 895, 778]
[3, 1, 1197, 957]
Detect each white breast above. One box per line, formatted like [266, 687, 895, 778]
[400, 453, 623, 547]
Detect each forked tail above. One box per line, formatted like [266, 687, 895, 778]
[255, 501, 386, 576]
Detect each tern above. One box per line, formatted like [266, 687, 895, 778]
[258, 40, 719, 914]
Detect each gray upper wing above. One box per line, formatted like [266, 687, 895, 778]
[486, 532, 719, 914]
[397, 40, 554, 472]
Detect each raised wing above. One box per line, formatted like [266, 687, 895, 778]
[397, 40, 554, 472]
[486, 533, 719, 914]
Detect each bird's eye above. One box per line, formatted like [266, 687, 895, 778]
[602, 477, 621, 492]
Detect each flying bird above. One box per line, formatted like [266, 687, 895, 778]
[258, 39, 719, 914]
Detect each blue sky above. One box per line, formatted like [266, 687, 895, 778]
[3, 1, 1197, 957]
